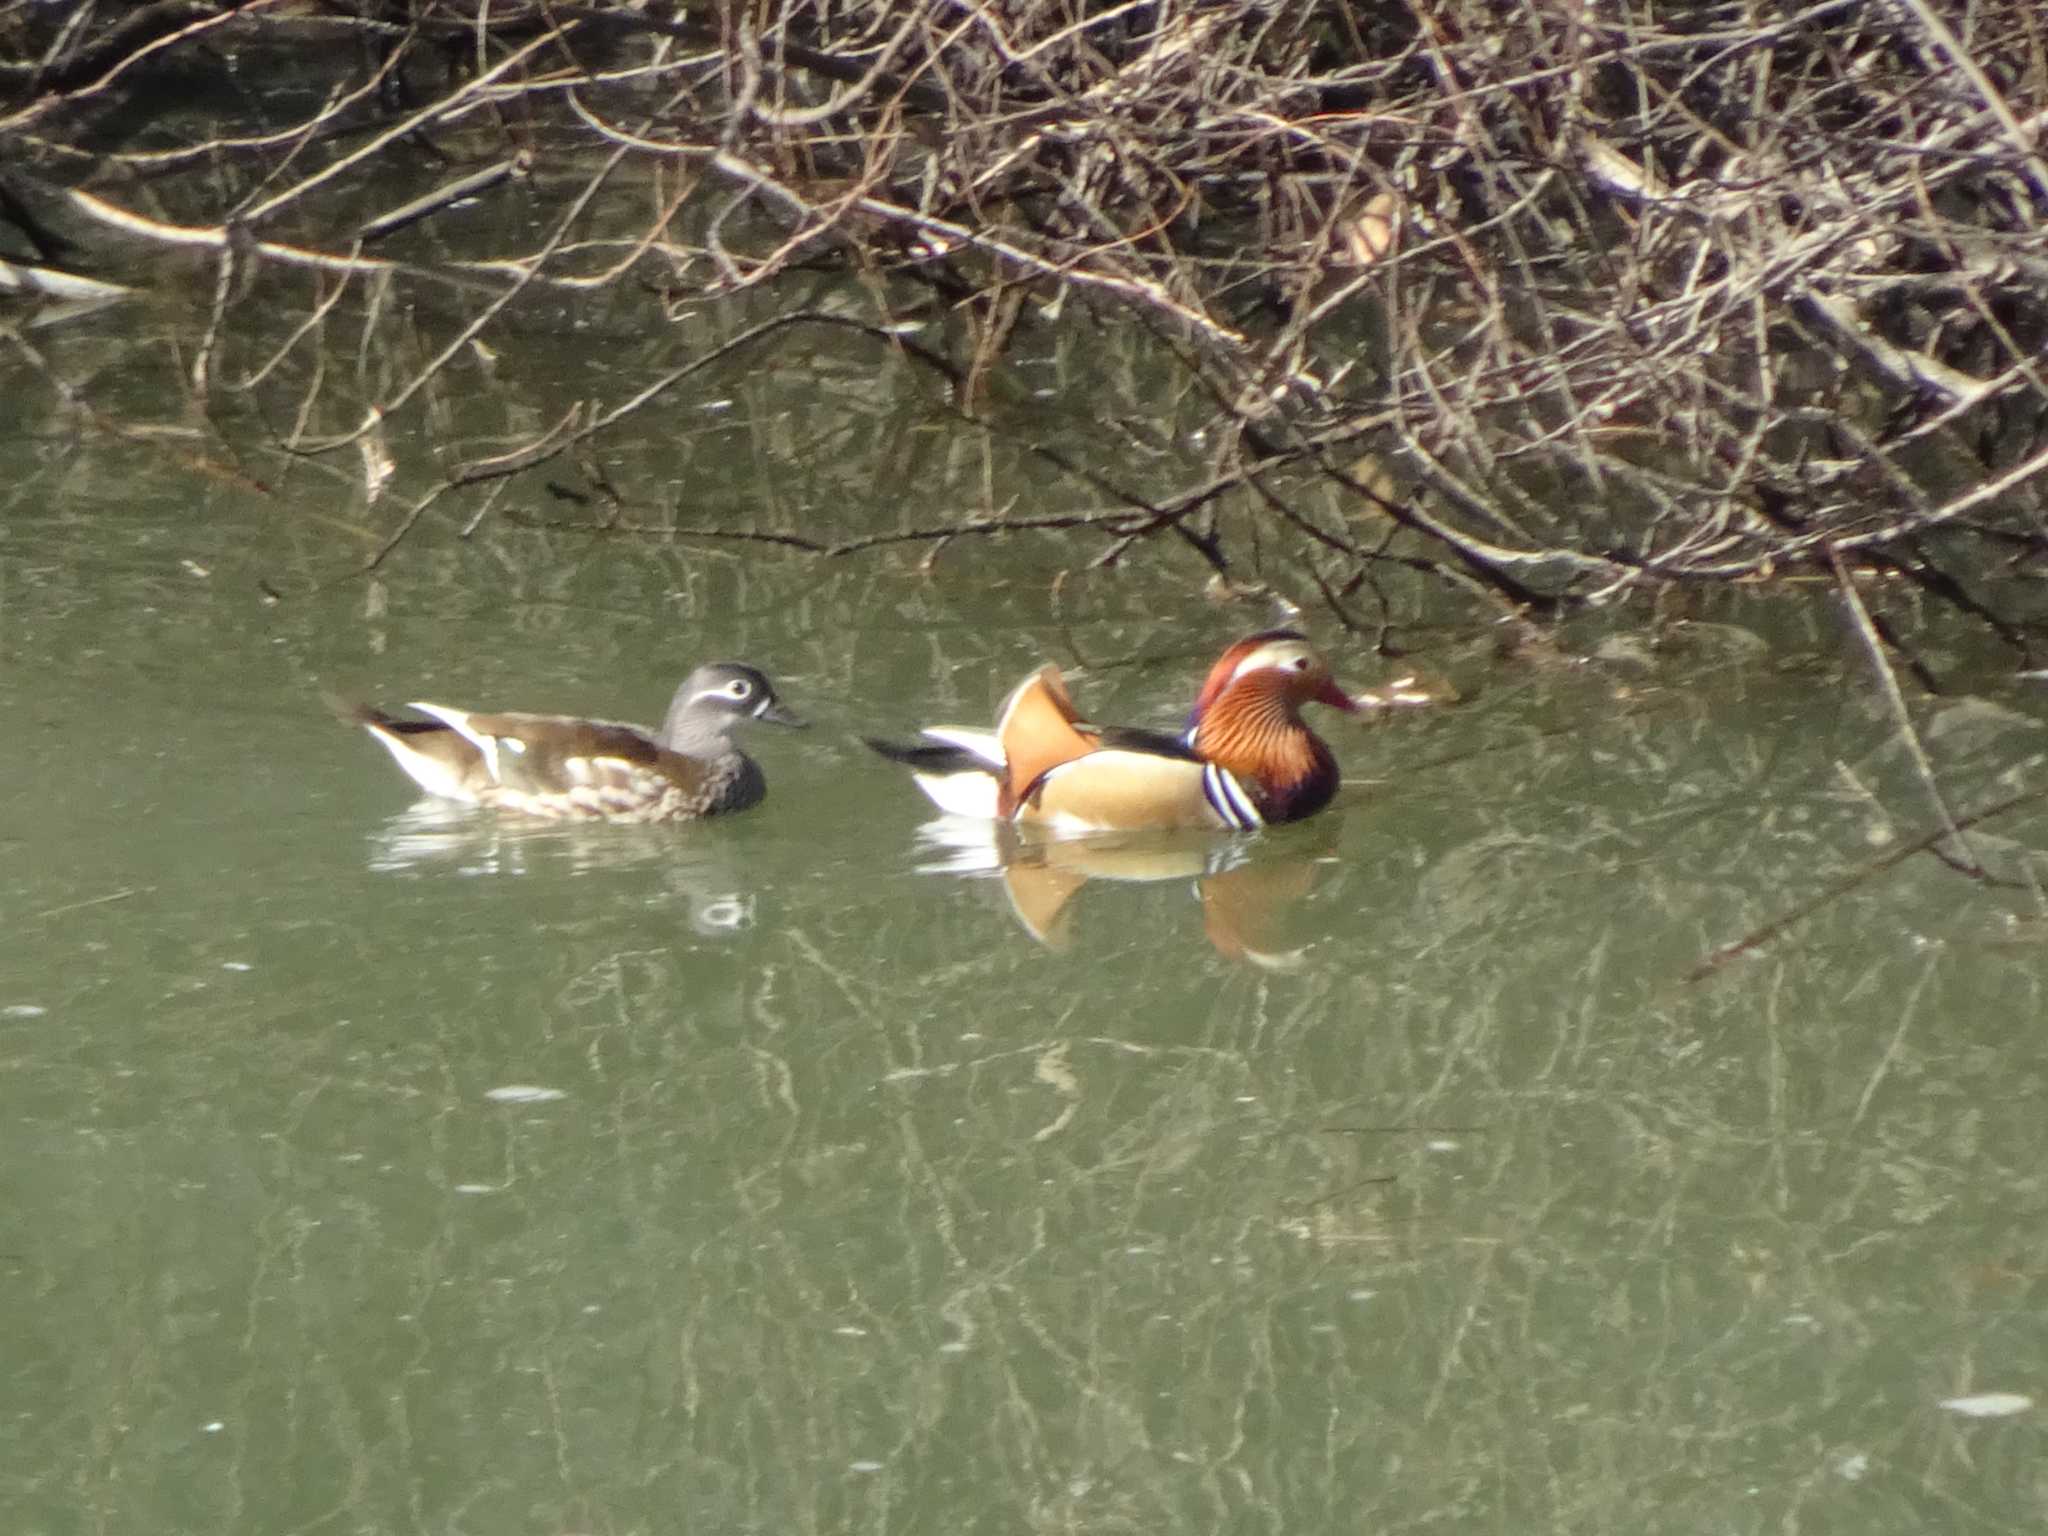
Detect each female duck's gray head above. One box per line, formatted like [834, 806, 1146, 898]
[661, 663, 805, 752]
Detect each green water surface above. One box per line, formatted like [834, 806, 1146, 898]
[4, 294, 2047, 1536]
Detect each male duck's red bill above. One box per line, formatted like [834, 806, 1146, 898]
[865, 630, 1359, 834]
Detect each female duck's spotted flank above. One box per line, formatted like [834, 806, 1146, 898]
[346, 662, 804, 823]
[865, 630, 1359, 833]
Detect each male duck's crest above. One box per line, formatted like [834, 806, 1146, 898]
[346, 661, 804, 823]
[865, 630, 1358, 834]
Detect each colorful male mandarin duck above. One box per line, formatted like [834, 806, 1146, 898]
[346, 662, 804, 823]
[865, 630, 1358, 833]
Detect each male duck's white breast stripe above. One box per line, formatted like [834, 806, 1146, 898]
[1202, 763, 1264, 830]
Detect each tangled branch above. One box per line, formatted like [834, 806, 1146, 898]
[3, 0, 2045, 639]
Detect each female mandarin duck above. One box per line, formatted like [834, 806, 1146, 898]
[346, 662, 804, 822]
[866, 630, 1359, 832]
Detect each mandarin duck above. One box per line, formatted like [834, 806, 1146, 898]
[346, 662, 804, 823]
[865, 630, 1358, 833]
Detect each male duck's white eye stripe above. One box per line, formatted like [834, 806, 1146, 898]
[1236, 644, 1311, 679]
[1202, 763, 1263, 829]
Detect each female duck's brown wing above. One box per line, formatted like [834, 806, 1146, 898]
[449, 713, 660, 782]
[451, 711, 744, 813]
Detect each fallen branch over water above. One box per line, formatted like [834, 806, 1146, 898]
[2, 1, 2044, 636]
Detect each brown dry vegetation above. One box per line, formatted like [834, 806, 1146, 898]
[4, 1, 2048, 645]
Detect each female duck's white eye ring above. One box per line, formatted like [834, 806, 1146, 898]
[725, 679, 754, 698]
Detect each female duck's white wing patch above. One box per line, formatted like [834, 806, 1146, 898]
[362, 724, 483, 803]
[409, 702, 504, 782]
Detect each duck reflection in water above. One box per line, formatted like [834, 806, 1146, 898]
[914, 817, 1336, 968]
[362, 800, 757, 938]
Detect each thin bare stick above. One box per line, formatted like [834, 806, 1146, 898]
[1685, 788, 2045, 984]
[1826, 541, 1982, 876]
